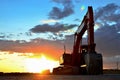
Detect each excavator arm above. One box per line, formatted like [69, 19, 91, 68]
[73, 6, 95, 54]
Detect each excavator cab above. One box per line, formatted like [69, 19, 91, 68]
[81, 45, 88, 53]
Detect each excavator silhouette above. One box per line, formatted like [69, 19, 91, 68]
[53, 6, 103, 75]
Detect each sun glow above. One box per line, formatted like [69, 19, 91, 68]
[25, 55, 59, 73]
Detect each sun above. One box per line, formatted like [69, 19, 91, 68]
[25, 55, 59, 73]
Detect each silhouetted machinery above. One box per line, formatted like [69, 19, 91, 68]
[53, 6, 103, 75]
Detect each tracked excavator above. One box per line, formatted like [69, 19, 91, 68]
[53, 6, 103, 75]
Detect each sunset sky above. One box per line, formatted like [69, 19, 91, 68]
[0, 0, 120, 73]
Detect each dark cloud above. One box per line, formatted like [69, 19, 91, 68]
[25, 32, 32, 36]
[95, 24, 120, 56]
[0, 33, 5, 38]
[50, 33, 64, 40]
[48, 0, 74, 19]
[0, 39, 64, 60]
[17, 33, 23, 37]
[0, 32, 33, 40]
[94, 3, 120, 57]
[0, 33, 14, 39]
[0, 35, 5, 38]
[95, 3, 120, 22]
[30, 23, 77, 33]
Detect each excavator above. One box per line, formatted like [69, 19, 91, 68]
[53, 6, 103, 75]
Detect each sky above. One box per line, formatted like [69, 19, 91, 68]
[0, 0, 120, 72]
